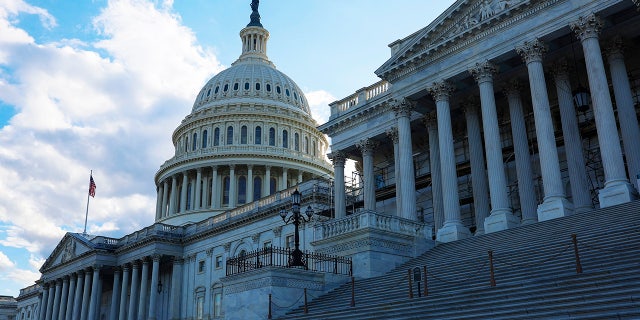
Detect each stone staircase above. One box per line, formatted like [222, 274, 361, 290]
[277, 200, 640, 319]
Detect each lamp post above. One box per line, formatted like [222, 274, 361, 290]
[280, 189, 314, 268]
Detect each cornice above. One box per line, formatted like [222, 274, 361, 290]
[320, 98, 395, 137]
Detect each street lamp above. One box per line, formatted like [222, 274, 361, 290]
[280, 189, 314, 268]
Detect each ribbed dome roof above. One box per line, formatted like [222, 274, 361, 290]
[192, 61, 311, 115]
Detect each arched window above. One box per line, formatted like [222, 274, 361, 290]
[255, 83, 261, 90]
[276, 86, 281, 94]
[223, 84, 228, 92]
[255, 126, 262, 145]
[202, 130, 208, 148]
[253, 177, 262, 200]
[313, 140, 317, 156]
[241, 126, 248, 144]
[282, 130, 288, 148]
[223, 176, 230, 205]
[244, 82, 250, 90]
[305, 137, 309, 153]
[192, 133, 197, 151]
[266, 84, 271, 92]
[270, 177, 277, 195]
[269, 127, 276, 146]
[214, 86, 219, 94]
[227, 126, 234, 145]
[185, 136, 189, 152]
[294, 133, 299, 151]
[234, 83, 239, 90]
[238, 176, 247, 204]
[213, 128, 220, 146]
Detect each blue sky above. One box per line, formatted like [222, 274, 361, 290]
[0, 0, 455, 296]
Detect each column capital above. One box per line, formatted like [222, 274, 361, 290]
[247, 164, 253, 170]
[469, 60, 498, 83]
[357, 138, 378, 156]
[112, 266, 122, 274]
[272, 225, 282, 237]
[385, 127, 399, 144]
[422, 111, 437, 127]
[223, 242, 232, 253]
[211, 165, 218, 171]
[152, 254, 162, 262]
[549, 59, 571, 81]
[329, 150, 347, 166]
[502, 79, 524, 98]
[391, 98, 415, 118]
[516, 38, 547, 64]
[428, 80, 455, 101]
[570, 13, 602, 42]
[121, 263, 131, 272]
[229, 164, 235, 170]
[172, 256, 184, 265]
[604, 35, 625, 61]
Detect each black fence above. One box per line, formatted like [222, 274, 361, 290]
[226, 246, 352, 276]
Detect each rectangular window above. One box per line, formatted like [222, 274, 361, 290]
[285, 235, 294, 249]
[198, 260, 205, 273]
[213, 293, 222, 317]
[215, 255, 223, 269]
[196, 296, 204, 320]
[263, 240, 272, 249]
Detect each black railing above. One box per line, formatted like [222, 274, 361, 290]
[226, 246, 352, 276]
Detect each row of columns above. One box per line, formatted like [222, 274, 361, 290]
[329, 14, 638, 242]
[156, 165, 305, 219]
[39, 256, 165, 320]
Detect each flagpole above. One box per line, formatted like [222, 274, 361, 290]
[83, 170, 92, 235]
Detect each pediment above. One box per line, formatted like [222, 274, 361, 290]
[376, 0, 531, 80]
[40, 233, 94, 272]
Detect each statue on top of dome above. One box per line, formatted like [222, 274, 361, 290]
[248, 0, 263, 27]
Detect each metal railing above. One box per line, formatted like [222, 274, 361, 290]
[226, 246, 352, 276]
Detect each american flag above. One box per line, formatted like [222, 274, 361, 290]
[89, 175, 96, 198]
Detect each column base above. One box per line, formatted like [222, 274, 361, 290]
[484, 209, 519, 233]
[598, 181, 638, 208]
[537, 196, 574, 221]
[436, 221, 471, 243]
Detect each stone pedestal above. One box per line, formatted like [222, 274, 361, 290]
[484, 209, 520, 233]
[599, 182, 638, 208]
[437, 222, 472, 243]
[312, 211, 433, 278]
[537, 196, 574, 221]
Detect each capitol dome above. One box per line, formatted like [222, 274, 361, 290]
[153, 4, 333, 225]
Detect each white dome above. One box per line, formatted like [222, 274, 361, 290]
[192, 62, 311, 115]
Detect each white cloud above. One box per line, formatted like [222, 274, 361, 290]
[305, 89, 335, 124]
[0, 0, 225, 295]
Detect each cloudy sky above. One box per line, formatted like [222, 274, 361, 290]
[0, 0, 455, 296]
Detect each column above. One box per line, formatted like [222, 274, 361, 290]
[281, 168, 288, 190]
[570, 14, 635, 206]
[386, 127, 402, 216]
[551, 62, 593, 213]
[469, 61, 519, 232]
[168, 258, 183, 320]
[517, 39, 574, 220]
[87, 267, 100, 320]
[57, 277, 69, 320]
[463, 101, 491, 233]
[357, 138, 377, 211]
[168, 176, 177, 216]
[503, 81, 539, 224]
[109, 268, 121, 320]
[39, 284, 49, 320]
[50, 280, 61, 320]
[229, 165, 237, 207]
[428, 81, 469, 241]
[138, 259, 150, 320]
[180, 172, 188, 212]
[79, 269, 91, 320]
[606, 37, 640, 186]
[148, 256, 160, 320]
[155, 185, 163, 220]
[211, 166, 219, 208]
[393, 98, 417, 221]
[247, 165, 254, 203]
[44, 284, 55, 320]
[424, 116, 444, 231]
[195, 169, 202, 210]
[161, 181, 169, 218]
[264, 166, 271, 196]
[65, 274, 76, 320]
[127, 262, 140, 320]
[71, 271, 83, 320]
[118, 265, 130, 320]
[297, 171, 303, 184]
[330, 151, 347, 219]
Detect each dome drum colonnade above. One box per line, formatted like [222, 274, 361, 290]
[323, 5, 640, 243]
